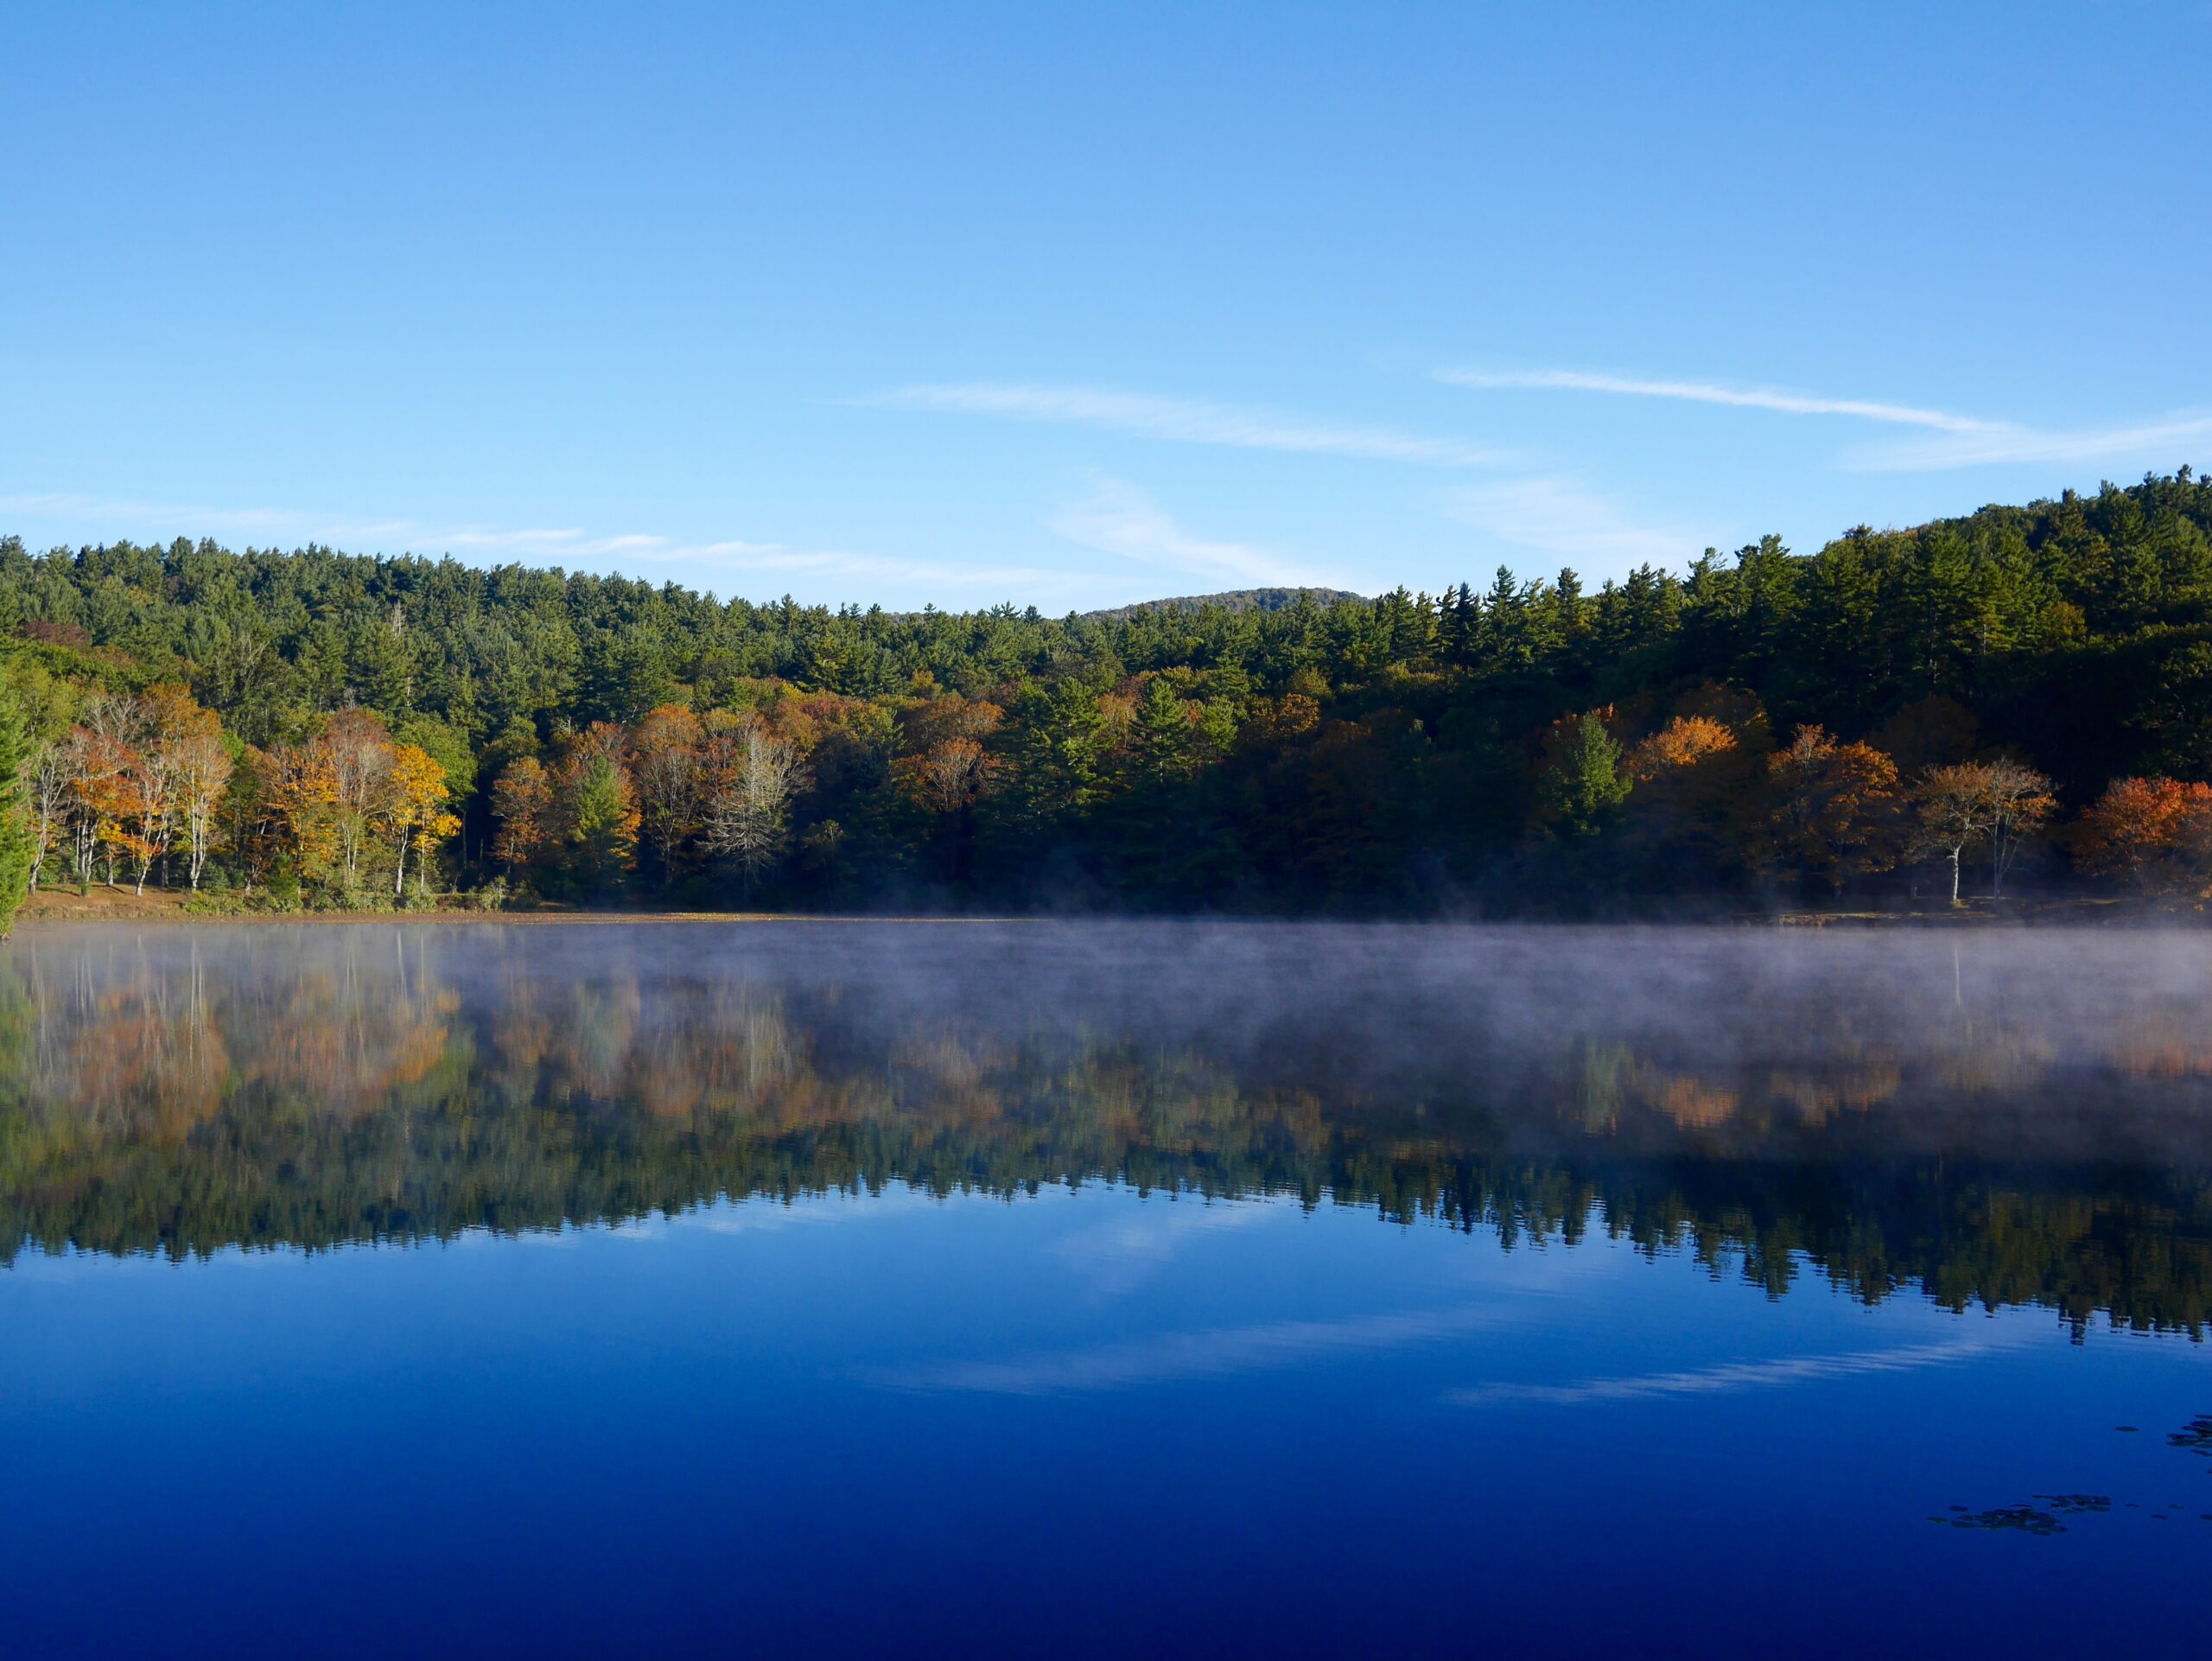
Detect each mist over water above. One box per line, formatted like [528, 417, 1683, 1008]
[7, 921, 2210, 1322]
[4, 921, 2211, 1658]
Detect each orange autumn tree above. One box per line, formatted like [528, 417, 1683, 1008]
[2075, 777, 2212, 893]
[1626, 715, 1738, 779]
[41, 686, 232, 894]
[893, 695, 1003, 881]
[268, 727, 345, 888]
[1621, 711, 1762, 882]
[266, 710, 454, 898]
[490, 755, 554, 878]
[1763, 725, 1901, 892]
[268, 736, 343, 885]
[62, 697, 145, 888]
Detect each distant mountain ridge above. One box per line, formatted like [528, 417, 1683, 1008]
[1082, 586, 1366, 621]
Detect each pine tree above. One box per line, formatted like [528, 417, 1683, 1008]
[566, 751, 637, 894]
[1131, 678, 1195, 790]
[0, 678, 38, 936]
[1010, 678, 1105, 832]
[1539, 713, 1632, 838]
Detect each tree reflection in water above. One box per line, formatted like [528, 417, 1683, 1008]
[3, 921, 2209, 1340]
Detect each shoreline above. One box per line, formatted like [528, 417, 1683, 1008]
[3, 889, 2185, 931]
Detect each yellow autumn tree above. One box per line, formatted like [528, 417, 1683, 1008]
[385, 742, 460, 898]
[268, 733, 344, 887]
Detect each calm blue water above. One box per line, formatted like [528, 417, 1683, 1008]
[2, 922, 2208, 1658]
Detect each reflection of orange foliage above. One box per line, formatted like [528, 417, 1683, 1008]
[231, 966, 459, 1112]
[632, 990, 798, 1118]
[1652, 1075, 1740, 1129]
[26, 951, 460, 1131]
[2115, 1042, 2212, 1080]
[67, 990, 234, 1140]
[1766, 1066, 1902, 1123]
[2113, 1017, 2212, 1079]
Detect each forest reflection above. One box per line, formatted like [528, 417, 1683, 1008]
[3, 921, 2210, 1340]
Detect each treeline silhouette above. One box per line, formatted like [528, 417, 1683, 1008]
[3, 924, 2207, 1337]
[3, 469, 2212, 913]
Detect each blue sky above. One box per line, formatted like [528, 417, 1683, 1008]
[3, 1, 2207, 610]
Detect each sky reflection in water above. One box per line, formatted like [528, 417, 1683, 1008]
[3, 921, 2210, 1659]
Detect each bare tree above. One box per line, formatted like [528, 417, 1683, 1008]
[629, 708, 702, 884]
[1977, 760, 2056, 900]
[127, 742, 181, 894]
[702, 721, 802, 900]
[77, 690, 145, 745]
[1912, 765, 1990, 907]
[324, 710, 396, 893]
[26, 741, 68, 892]
[171, 727, 233, 890]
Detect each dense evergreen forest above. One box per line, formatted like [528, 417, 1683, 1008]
[1, 468, 2210, 919]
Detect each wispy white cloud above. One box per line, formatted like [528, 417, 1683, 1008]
[1446, 476, 1707, 569]
[1439, 367, 1992, 433]
[0, 492, 1071, 595]
[1438, 366, 2212, 474]
[0, 491, 429, 546]
[672, 538, 1072, 591]
[871, 1304, 1513, 1396]
[871, 381, 1515, 468]
[673, 1185, 943, 1235]
[1051, 476, 1350, 589]
[1848, 410, 2212, 473]
[1050, 1196, 1278, 1298]
[1445, 1334, 2004, 1409]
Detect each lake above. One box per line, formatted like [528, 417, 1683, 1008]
[3, 920, 2209, 1658]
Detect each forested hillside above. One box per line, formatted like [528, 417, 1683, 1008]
[2, 469, 2209, 916]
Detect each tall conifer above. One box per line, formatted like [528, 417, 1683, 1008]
[0, 678, 38, 936]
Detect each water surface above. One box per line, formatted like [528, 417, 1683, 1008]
[3, 922, 2209, 1658]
